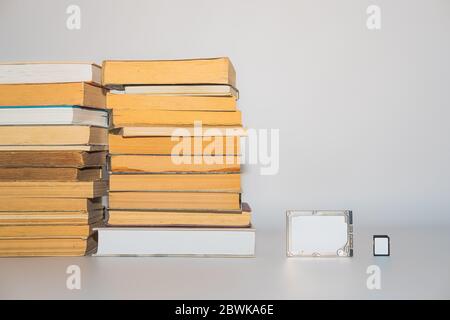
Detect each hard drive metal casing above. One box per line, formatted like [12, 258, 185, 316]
[286, 210, 353, 257]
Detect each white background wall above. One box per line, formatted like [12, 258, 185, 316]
[1, 0, 449, 228]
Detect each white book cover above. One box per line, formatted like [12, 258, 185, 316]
[0, 106, 108, 128]
[95, 227, 256, 257]
[0, 62, 101, 85]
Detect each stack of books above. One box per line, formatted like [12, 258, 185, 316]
[0, 62, 108, 256]
[97, 57, 255, 257]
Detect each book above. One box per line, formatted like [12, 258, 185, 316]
[0, 106, 108, 127]
[109, 135, 240, 155]
[112, 109, 241, 126]
[0, 126, 108, 146]
[117, 126, 246, 137]
[0, 62, 101, 85]
[108, 211, 251, 227]
[0, 180, 108, 198]
[109, 173, 240, 192]
[108, 203, 252, 227]
[110, 155, 240, 173]
[122, 85, 238, 98]
[0, 236, 97, 256]
[95, 227, 255, 257]
[0, 151, 107, 168]
[0, 83, 106, 108]
[109, 191, 240, 211]
[0, 222, 103, 238]
[0, 145, 107, 151]
[0, 197, 102, 212]
[107, 94, 236, 111]
[0, 210, 104, 225]
[0, 167, 103, 181]
[102, 57, 236, 88]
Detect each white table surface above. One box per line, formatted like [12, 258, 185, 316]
[1, 225, 449, 299]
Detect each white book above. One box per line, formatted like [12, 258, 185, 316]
[0, 106, 108, 128]
[121, 84, 239, 98]
[95, 227, 255, 257]
[0, 62, 101, 85]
